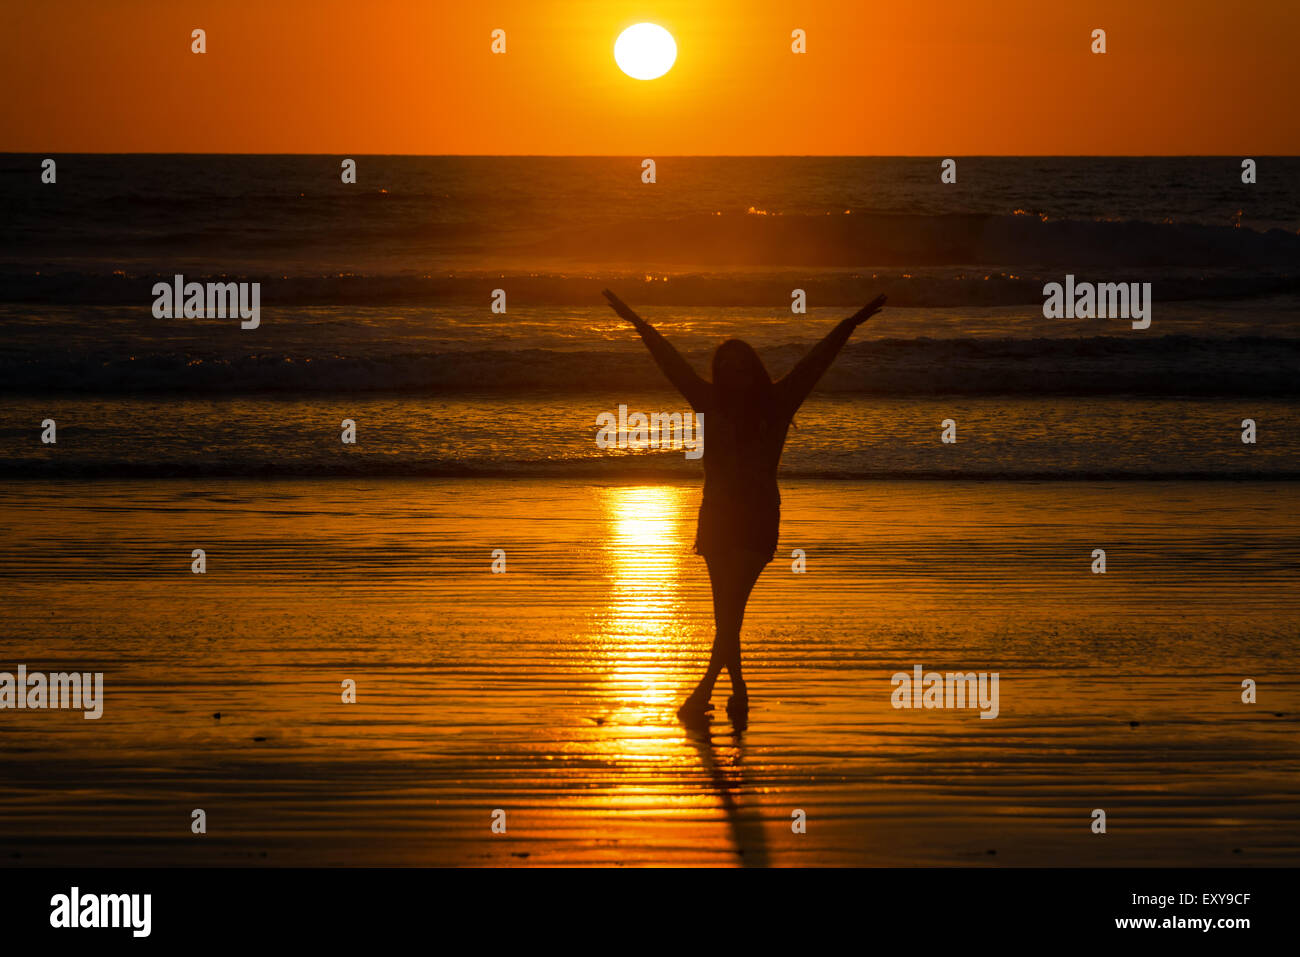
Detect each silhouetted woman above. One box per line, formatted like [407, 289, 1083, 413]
[602, 289, 887, 721]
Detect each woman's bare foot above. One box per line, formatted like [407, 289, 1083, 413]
[677, 685, 713, 721]
[726, 683, 749, 719]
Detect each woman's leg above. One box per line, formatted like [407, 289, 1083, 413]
[709, 550, 765, 694]
[680, 549, 766, 714]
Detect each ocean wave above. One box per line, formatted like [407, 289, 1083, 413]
[3, 267, 1298, 309]
[3, 336, 1297, 396]
[1, 457, 1294, 481]
[3, 213, 1298, 305]
[527, 211, 1300, 270]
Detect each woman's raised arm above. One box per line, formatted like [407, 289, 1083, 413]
[602, 289, 711, 410]
[774, 294, 886, 415]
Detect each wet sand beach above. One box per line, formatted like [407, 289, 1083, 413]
[1, 477, 1296, 866]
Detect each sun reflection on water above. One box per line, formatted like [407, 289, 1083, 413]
[593, 484, 696, 708]
[560, 485, 770, 865]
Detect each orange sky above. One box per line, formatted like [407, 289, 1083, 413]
[1, 0, 1296, 154]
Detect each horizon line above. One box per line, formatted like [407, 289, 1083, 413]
[1, 152, 1292, 159]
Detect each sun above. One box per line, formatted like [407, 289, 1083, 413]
[614, 23, 677, 81]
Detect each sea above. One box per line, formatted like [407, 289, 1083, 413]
[2, 155, 1298, 479]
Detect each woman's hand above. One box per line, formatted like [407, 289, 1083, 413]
[605, 288, 709, 407]
[849, 294, 887, 328]
[602, 288, 642, 325]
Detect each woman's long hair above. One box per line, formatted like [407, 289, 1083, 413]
[711, 339, 776, 433]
